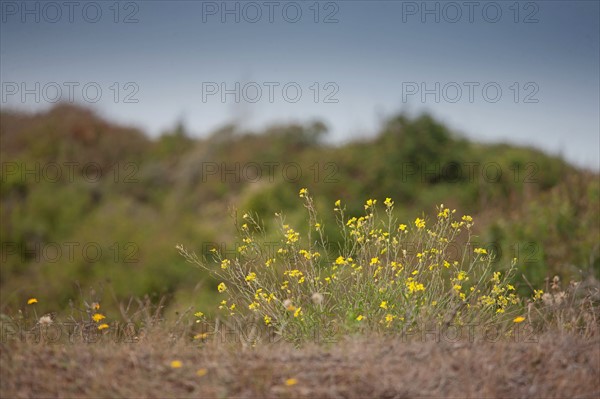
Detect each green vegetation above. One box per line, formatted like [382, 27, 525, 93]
[1, 104, 598, 318]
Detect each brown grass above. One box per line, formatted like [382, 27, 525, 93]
[2, 332, 599, 399]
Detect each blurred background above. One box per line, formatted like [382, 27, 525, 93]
[1, 0, 599, 315]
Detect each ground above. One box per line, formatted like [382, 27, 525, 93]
[1, 333, 598, 398]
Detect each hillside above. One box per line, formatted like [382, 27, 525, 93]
[1, 104, 598, 316]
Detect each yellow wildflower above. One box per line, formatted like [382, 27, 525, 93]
[492, 272, 501, 284]
[384, 313, 396, 327]
[285, 228, 300, 244]
[414, 218, 425, 229]
[27, 298, 38, 305]
[285, 378, 298, 386]
[285, 269, 305, 283]
[364, 199, 377, 210]
[196, 368, 208, 377]
[170, 360, 182, 368]
[406, 278, 425, 294]
[92, 313, 106, 322]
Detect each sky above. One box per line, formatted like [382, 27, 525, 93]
[1, 0, 599, 169]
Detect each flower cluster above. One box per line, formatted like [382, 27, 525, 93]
[178, 190, 530, 343]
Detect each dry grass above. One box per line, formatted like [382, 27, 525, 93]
[2, 332, 599, 398]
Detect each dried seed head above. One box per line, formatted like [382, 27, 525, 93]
[311, 292, 324, 305]
[542, 292, 554, 306]
[554, 291, 566, 305]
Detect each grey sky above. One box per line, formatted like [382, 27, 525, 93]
[1, 0, 598, 169]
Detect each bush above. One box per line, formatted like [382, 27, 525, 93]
[178, 190, 539, 345]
